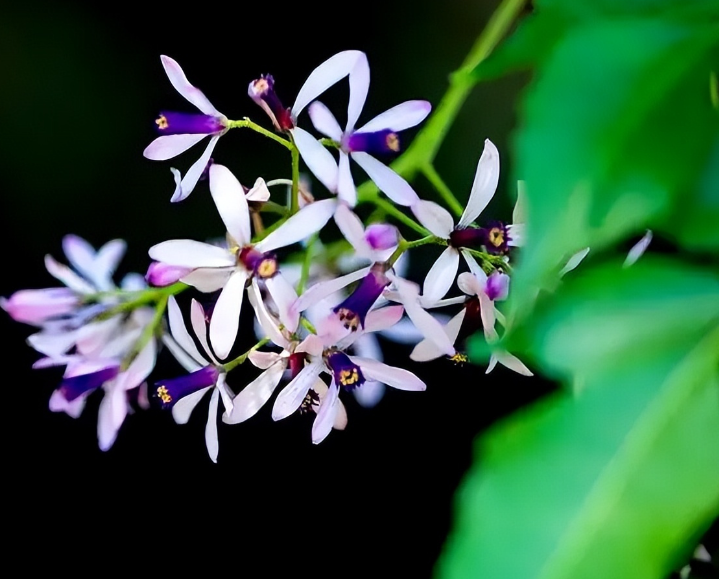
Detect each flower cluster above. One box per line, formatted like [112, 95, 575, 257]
[3, 50, 539, 462]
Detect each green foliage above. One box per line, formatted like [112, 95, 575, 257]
[442, 0, 719, 577]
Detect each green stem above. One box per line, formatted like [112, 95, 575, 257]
[388, 235, 442, 266]
[228, 118, 293, 150]
[92, 282, 188, 319]
[370, 197, 431, 237]
[356, 0, 527, 203]
[422, 163, 465, 217]
[464, 248, 513, 274]
[290, 144, 300, 214]
[223, 338, 271, 373]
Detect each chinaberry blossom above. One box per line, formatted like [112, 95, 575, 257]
[333, 203, 399, 264]
[156, 297, 235, 462]
[143, 55, 229, 202]
[148, 163, 336, 359]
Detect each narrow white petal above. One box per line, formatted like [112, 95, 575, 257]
[292, 50, 366, 118]
[94, 239, 127, 286]
[492, 350, 533, 376]
[457, 271, 487, 296]
[248, 350, 283, 370]
[460, 249, 486, 281]
[507, 223, 526, 247]
[190, 299, 214, 361]
[410, 337, 446, 362]
[264, 273, 300, 333]
[180, 267, 234, 293]
[443, 309, 467, 345]
[513, 180, 528, 225]
[410, 200, 454, 238]
[205, 388, 220, 463]
[256, 198, 336, 253]
[167, 296, 207, 366]
[292, 127, 338, 192]
[143, 134, 206, 161]
[172, 386, 211, 424]
[293, 266, 371, 313]
[559, 247, 591, 277]
[149, 240, 234, 268]
[209, 163, 251, 246]
[209, 270, 248, 360]
[171, 135, 221, 203]
[312, 381, 339, 444]
[334, 203, 371, 258]
[346, 52, 370, 133]
[161, 333, 203, 373]
[224, 361, 287, 424]
[363, 304, 404, 333]
[308, 101, 343, 141]
[350, 357, 426, 391]
[272, 362, 324, 421]
[120, 339, 157, 391]
[97, 384, 126, 451]
[160, 55, 221, 116]
[246, 178, 271, 202]
[623, 230, 653, 268]
[479, 293, 497, 338]
[333, 399, 349, 430]
[337, 152, 357, 207]
[351, 152, 418, 206]
[217, 373, 234, 413]
[458, 139, 500, 228]
[61, 234, 94, 276]
[295, 334, 324, 357]
[379, 316, 435, 345]
[247, 279, 290, 350]
[404, 299, 456, 356]
[423, 247, 460, 304]
[356, 100, 431, 133]
[44, 255, 95, 294]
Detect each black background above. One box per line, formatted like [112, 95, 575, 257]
[0, 1, 566, 576]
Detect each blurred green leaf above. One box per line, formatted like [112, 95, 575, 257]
[437, 257, 719, 579]
[509, 19, 718, 312]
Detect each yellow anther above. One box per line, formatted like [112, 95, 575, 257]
[450, 352, 469, 365]
[252, 78, 270, 94]
[257, 259, 277, 278]
[336, 308, 359, 331]
[156, 385, 172, 404]
[339, 368, 360, 386]
[155, 115, 169, 130]
[386, 132, 400, 152]
[489, 227, 504, 247]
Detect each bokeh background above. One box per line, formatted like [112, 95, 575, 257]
[0, 1, 554, 575]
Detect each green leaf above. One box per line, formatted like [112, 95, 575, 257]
[436, 257, 719, 579]
[509, 19, 718, 313]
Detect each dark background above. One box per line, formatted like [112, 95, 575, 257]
[0, 1, 560, 576]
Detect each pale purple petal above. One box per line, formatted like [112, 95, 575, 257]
[334, 203, 372, 258]
[411, 200, 454, 238]
[248, 350, 283, 370]
[97, 383, 126, 451]
[337, 151, 357, 207]
[624, 230, 653, 268]
[308, 101, 343, 141]
[346, 52, 370, 134]
[209, 269, 248, 360]
[256, 198, 337, 254]
[1, 288, 77, 325]
[149, 240, 234, 268]
[292, 127, 338, 192]
[350, 357, 426, 391]
[312, 380, 339, 444]
[27, 331, 79, 358]
[209, 163, 251, 245]
[271, 361, 324, 421]
[378, 316, 434, 345]
[205, 387, 220, 463]
[485, 272, 510, 301]
[44, 255, 95, 294]
[295, 334, 324, 357]
[457, 271, 487, 297]
[172, 386, 211, 424]
[160, 55, 221, 116]
[224, 361, 287, 424]
[292, 50, 366, 118]
[293, 265, 371, 313]
[458, 139, 500, 228]
[180, 267, 234, 293]
[423, 247, 460, 304]
[49, 388, 86, 418]
[363, 304, 404, 333]
[92, 238, 127, 289]
[264, 273, 300, 333]
[143, 134, 206, 161]
[171, 135, 221, 203]
[351, 152, 419, 206]
[146, 261, 192, 287]
[167, 296, 207, 366]
[356, 100, 431, 133]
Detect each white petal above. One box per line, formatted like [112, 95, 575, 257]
[308, 101, 343, 141]
[217, 373, 234, 414]
[457, 271, 487, 296]
[160, 55, 221, 116]
[246, 178, 271, 202]
[489, 349, 533, 376]
[293, 265, 371, 313]
[247, 279, 290, 350]
[411, 200, 454, 238]
[507, 223, 526, 247]
[333, 399, 349, 430]
[423, 247, 460, 304]
[272, 361, 324, 421]
[403, 298, 456, 357]
[513, 180, 528, 225]
[44, 254, 95, 294]
[94, 239, 127, 287]
[209, 269, 248, 360]
[149, 240, 234, 268]
[171, 135, 221, 203]
[292, 127, 338, 193]
[356, 100, 431, 133]
[248, 350, 283, 370]
[444, 308, 467, 345]
[264, 273, 300, 333]
[161, 333, 202, 373]
[461, 249, 486, 281]
[209, 163, 251, 246]
[334, 203, 371, 258]
[363, 304, 404, 333]
[181, 267, 234, 293]
[353, 380, 386, 408]
[295, 334, 324, 357]
[410, 337, 445, 362]
[559, 247, 591, 277]
[458, 139, 500, 228]
[143, 134, 206, 161]
[623, 230, 653, 268]
[172, 386, 211, 424]
[346, 52, 370, 133]
[120, 339, 157, 391]
[190, 299, 214, 361]
[379, 316, 434, 345]
[312, 381, 339, 444]
[205, 388, 220, 463]
[479, 293, 497, 338]
[167, 296, 207, 366]
[224, 361, 287, 424]
[337, 152, 357, 207]
[256, 198, 337, 253]
[292, 50, 366, 118]
[351, 152, 418, 206]
[350, 357, 426, 391]
[97, 384, 127, 451]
